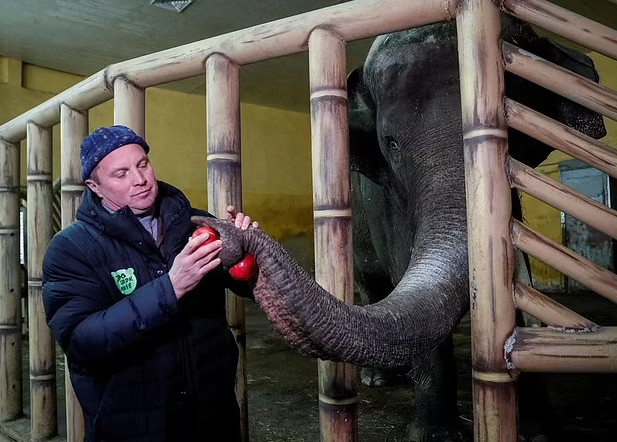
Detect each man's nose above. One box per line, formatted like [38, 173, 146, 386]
[131, 169, 147, 185]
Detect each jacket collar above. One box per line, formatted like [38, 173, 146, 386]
[76, 181, 194, 254]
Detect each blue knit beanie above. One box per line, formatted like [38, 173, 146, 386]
[80, 125, 150, 181]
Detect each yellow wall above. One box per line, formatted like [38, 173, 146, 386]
[0, 56, 314, 242]
[519, 166, 565, 291]
[520, 51, 617, 292]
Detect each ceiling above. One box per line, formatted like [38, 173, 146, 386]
[0, 0, 615, 113]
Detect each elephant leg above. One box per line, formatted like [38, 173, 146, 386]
[361, 365, 410, 387]
[406, 335, 470, 442]
[355, 269, 411, 386]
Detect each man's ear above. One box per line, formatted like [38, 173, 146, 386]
[85, 179, 101, 198]
[347, 67, 386, 185]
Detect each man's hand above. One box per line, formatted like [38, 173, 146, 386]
[226, 205, 259, 230]
[168, 232, 222, 299]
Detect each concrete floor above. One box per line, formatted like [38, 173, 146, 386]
[243, 295, 617, 442]
[10, 294, 617, 442]
[10, 234, 617, 441]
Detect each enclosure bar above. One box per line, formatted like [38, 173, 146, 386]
[509, 158, 617, 239]
[114, 77, 145, 137]
[457, 0, 518, 441]
[502, 42, 617, 122]
[507, 327, 617, 373]
[0, 70, 109, 143]
[511, 220, 617, 305]
[308, 27, 358, 442]
[26, 122, 57, 441]
[204, 54, 248, 442]
[0, 0, 456, 143]
[106, 0, 456, 88]
[0, 139, 22, 422]
[513, 283, 598, 330]
[501, 0, 617, 60]
[506, 99, 617, 179]
[60, 104, 88, 442]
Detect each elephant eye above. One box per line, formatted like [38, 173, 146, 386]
[385, 136, 399, 151]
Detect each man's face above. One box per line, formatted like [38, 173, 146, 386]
[85, 143, 158, 215]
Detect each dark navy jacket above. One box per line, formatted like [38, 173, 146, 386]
[42, 182, 244, 442]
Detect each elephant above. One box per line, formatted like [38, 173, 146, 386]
[195, 14, 607, 442]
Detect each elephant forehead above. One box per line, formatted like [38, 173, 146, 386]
[368, 21, 456, 56]
[364, 26, 458, 90]
[365, 44, 459, 98]
[365, 23, 456, 66]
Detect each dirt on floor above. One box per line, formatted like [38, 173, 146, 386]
[20, 293, 615, 442]
[17, 236, 617, 441]
[243, 294, 617, 442]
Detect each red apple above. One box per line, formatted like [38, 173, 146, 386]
[229, 253, 257, 281]
[191, 226, 219, 247]
[191, 226, 257, 281]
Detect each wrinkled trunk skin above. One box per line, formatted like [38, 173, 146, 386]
[204, 217, 468, 368]
[193, 151, 469, 370]
[250, 229, 468, 369]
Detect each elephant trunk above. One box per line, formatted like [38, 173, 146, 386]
[243, 215, 469, 369]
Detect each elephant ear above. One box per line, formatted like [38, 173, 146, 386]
[502, 19, 607, 169]
[348, 67, 387, 185]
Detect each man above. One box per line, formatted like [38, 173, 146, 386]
[42, 125, 255, 442]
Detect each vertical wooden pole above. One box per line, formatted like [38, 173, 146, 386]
[0, 138, 22, 422]
[27, 122, 57, 440]
[60, 104, 88, 442]
[457, 1, 518, 441]
[114, 77, 145, 136]
[205, 54, 247, 442]
[610, 176, 617, 273]
[308, 27, 357, 442]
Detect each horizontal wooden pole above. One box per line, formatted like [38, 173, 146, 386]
[507, 327, 617, 373]
[106, 0, 455, 88]
[511, 220, 617, 305]
[506, 99, 617, 179]
[501, 0, 617, 60]
[0, 70, 110, 143]
[502, 42, 617, 122]
[513, 283, 597, 330]
[509, 158, 617, 240]
[0, 0, 455, 143]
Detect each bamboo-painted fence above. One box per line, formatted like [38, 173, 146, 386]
[0, 0, 615, 441]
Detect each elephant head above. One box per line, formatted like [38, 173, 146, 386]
[195, 16, 606, 371]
